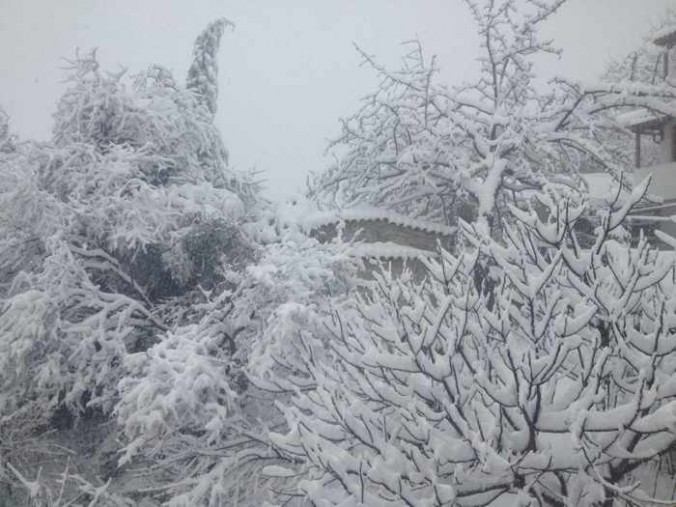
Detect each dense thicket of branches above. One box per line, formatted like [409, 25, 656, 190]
[259, 181, 676, 506]
[0, 19, 264, 504]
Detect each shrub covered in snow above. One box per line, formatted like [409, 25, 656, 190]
[114, 211, 363, 504]
[258, 179, 676, 506]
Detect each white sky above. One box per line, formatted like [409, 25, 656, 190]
[0, 0, 673, 200]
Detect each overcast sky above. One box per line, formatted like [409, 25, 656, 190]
[0, 0, 673, 200]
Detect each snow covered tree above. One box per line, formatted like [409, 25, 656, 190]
[0, 20, 260, 503]
[187, 18, 233, 117]
[0, 17, 358, 505]
[256, 179, 676, 506]
[311, 0, 676, 229]
[604, 13, 676, 88]
[599, 15, 676, 170]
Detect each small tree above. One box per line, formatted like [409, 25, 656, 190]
[259, 179, 676, 506]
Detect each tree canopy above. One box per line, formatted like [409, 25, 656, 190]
[311, 0, 676, 230]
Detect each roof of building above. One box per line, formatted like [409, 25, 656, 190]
[303, 207, 456, 237]
[617, 109, 670, 132]
[654, 25, 676, 47]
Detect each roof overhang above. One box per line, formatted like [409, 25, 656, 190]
[619, 110, 671, 134]
[654, 26, 676, 48]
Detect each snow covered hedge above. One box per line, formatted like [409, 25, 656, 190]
[114, 223, 363, 505]
[258, 180, 676, 506]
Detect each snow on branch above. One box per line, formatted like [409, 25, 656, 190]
[260, 184, 676, 505]
[311, 0, 675, 233]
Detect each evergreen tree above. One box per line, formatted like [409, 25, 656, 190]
[186, 18, 233, 117]
[0, 108, 14, 153]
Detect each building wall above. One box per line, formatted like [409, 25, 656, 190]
[660, 120, 676, 164]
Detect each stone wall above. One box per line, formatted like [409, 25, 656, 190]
[311, 218, 454, 253]
[310, 217, 454, 281]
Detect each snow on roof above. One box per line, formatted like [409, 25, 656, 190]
[617, 109, 668, 131]
[348, 241, 438, 260]
[654, 25, 676, 47]
[303, 207, 455, 236]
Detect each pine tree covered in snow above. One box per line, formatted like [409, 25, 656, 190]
[257, 179, 676, 506]
[186, 18, 233, 118]
[310, 0, 676, 229]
